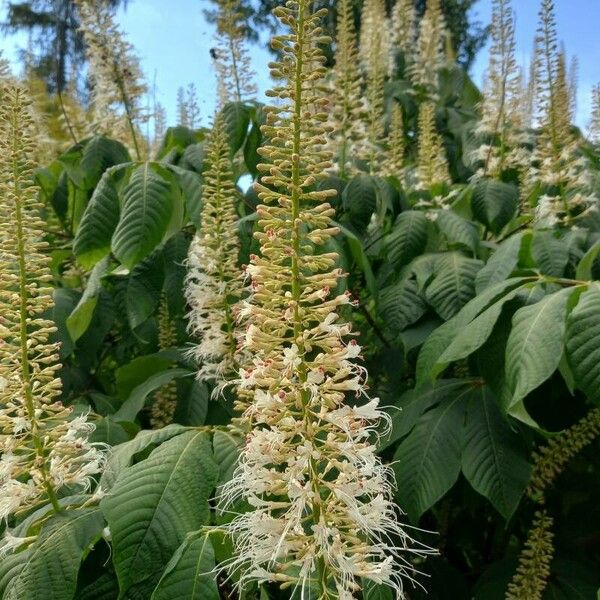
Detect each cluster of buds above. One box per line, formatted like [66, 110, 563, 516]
[150, 294, 179, 428]
[185, 112, 243, 389]
[220, 2, 432, 597]
[0, 85, 105, 527]
[506, 511, 555, 600]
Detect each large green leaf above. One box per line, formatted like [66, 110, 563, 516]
[342, 174, 378, 231]
[212, 429, 243, 485]
[101, 431, 218, 598]
[380, 380, 473, 452]
[566, 283, 600, 403]
[476, 232, 525, 293]
[471, 179, 518, 233]
[113, 368, 192, 422]
[112, 163, 174, 268]
[425, 252, 483, 320]
[435, 209, 479, 252]
[126, 251, 165, 329]
[151, 532, 219, 600]
[66, 257, 108, 341]
[378, 279, 428, 336]
[221, 102, 250, 155]
[80, 135, 130, 188]
[531, 230, 569, 276]
[100, 425, 189, 490]
[393, 395, 466, 521]
[3, 508, 104, 600]
[462, 388, 531, 520]
[73, 168, 123, 268]
[506, 288, 574, 408]
[416, 278, 529, 386]
[386, 210, 428, 268]
[432, 284, 527, 379]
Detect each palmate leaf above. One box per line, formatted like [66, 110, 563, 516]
[2, 508, 105, 600]
[66, 256, 109, 341]
[476, 232, 526, 293]
[531, 229, 569, 276]
[385, 210, 428, 268]
[471, 178, 519, 233]
[111, 163, 174, 269]
[424, 252, 483, 320]
[380, 380, 474, 452]
[151, 532, 219, 600]
[462, 389, 531, 520]
[221, 102, 251, 155]
[213, 429, 244, 486]
[416, 278, 530, 386]
[506, 287, 575, 408]
[566, 283, 600, 403]
[393, 394, 466, 521]
[101, 431, 218, 598]
[342, 174, 378, 232]
[378, 278, 428, 336]
[79, 135, 130, 188]
[99, 425, 189, 491]
[432, 284, 528, 378]
[73, 168, 124, 268]
[435, 209, 479, 252]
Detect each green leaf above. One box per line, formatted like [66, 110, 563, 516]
[506, 288, 574, 408]
[416, 278, 529, 386]
[221, 102, 250, 155]
[380, 380, 473, 452]
[425, 252, 483, 320]
[462, 388, 531, 520]
[476, 232, 525, 293]
[3, 508, 105, 600]
[80, 135, 130, 188]
[342, 175, 378, 231]
[112, 163, 174, 268]
[244, 110, 264, 177]
[115, 352, 174, 399]
[113, 368, 192, 422]
[337, 222, 377, 299]
[175, 380, 209, 426]
[435, 209, 479, 252]
[362, 580, 394, 600]
[101, 431, 218, 598]
[386, 210, 428, 268]
[566, 283, 600, 403]
[213, 429, 243, 485]
[151, 532, 219, 600]
[73, 169, 122, 268]
[66, 257, 108, 341]
[433, 284, 527, 378]
[100, 425, 189, 490]
[78, 572, 120, 600]
[575, 239, 600, 280]
[165, 164, 203, 227]
[393, 394, 466, 521]
[127, 251, 165, 329]
[378, 279, 428, 336]
[531, 230, 569, 276]
[471, 179, 519, 233]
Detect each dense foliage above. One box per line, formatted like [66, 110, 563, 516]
[0, 0, 599, 598]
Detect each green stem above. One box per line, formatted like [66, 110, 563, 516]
[290, 4, 330, 594]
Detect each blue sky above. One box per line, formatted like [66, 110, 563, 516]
[1, 0, 599, 129]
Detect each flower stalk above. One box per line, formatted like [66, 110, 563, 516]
[0, 84, 104, 525]
[220, 2, 432, 597]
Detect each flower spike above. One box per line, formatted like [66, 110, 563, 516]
[220, 2, 434, 597]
